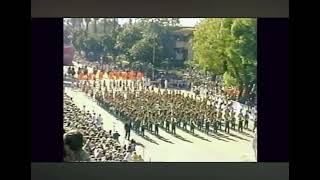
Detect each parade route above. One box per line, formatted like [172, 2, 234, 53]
[65, 84, 256, 162]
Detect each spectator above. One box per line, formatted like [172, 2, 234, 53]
[124, 122, 131, 140]
[64, 130, 90, 162]
[112, 131, 121, 142]
[124, 151, 132, 162]
[131, 152, 140, 161]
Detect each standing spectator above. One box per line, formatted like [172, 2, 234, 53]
[124, 151, 132, 162]
[124, 122, 131, 140]
[164, 79, 168, 89]
[130, 139, 136, 152]
[97, 114, 103, 126]
[253, 132, 257, 160]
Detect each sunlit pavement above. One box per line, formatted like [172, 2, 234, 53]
[64, 84, 256, 162]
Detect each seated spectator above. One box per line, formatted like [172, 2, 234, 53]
[131, 151, 140, 161]
[137, 155, 144, 162]
[112, 131, 121, 141]
[64, 130, 90, 162]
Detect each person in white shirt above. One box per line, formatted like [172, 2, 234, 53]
[94, 148, 104, 159]
[92, 113, 97, 122]
[82, 105, 86, 114]
[96, 114, 103, 127]
[97, 114, 103, 122]
[124, 151, 132, 162]
[253, 132, 257, 161]
[164, 79, 168, 89]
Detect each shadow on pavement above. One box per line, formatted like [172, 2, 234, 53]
[207, 133, 230, 142]
[176, 126, 210, 142]
[214, 132, 237, 142]
[189, 129, 212, 142]
[159, 127, 193, 143]
[171, 132, 193, 143]
[228, 132, 250, 142]
[144, 128, 175, 144]
[239, 130, 254, 138]
[138, 134, 159, 145]
[135, 142, 145, 148]
[155, 134, 174, 144]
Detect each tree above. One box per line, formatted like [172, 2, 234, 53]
[103, 18, 107, 33]
[116, 19, 175, 67]
[192, 18, 257, 101]
[93, 18, 99, 34]
[77, 18, 83, 29]
[193, 19, 226, 74]
[101, 34, 117, 60]
[70, 18, 77, 29]
[228, 18, 257, 99]
[116, 23, 144, 61]
[84, 18, 91, 36]
[82, 34, 104, 60]
[64, 26, 72, 44]
[170, 18, 180, 27]
[72, 29, 86, 55]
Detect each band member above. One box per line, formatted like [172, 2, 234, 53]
[171, 118, 176, 134]
[253, 118, 257, 132]
[217, 111, 223, 130]
[205, 119, 210, 134]
[238, 113, 244, 132]
[165, 117, 170, 132]
[155, 120, 160, 135]
[141, 120, 145, 137]
[244, 112, 249, 129]
[231, 111, 236, 130]
[190, 120, 195, 134]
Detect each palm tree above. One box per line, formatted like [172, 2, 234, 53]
[76, 18, 83, 29]
[70, 18, 77, 29]
[93, 18, 99, 34]
[84, 18, 91, 36]
[171, 18, 180, 26]
[103, 18, 107, 33]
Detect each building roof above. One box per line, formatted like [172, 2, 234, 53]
[172, 27, 194, 36]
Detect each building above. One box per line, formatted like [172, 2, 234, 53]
[170, 27, 194, 62]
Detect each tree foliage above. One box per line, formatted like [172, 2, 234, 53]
[115, 19, 174, 66]
[192, 18, 257, 99]
[68, 18, 186, 67]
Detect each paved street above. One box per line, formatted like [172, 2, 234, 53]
[65, 84, 256, 162]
